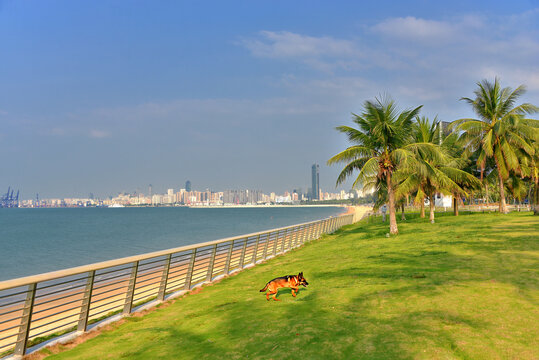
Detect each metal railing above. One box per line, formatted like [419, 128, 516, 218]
[0, 213, 354, 357]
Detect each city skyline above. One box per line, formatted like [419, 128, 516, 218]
[6, 163, 341, 202]
[14, 183, 364, 208]
[1, 1, 538, 198]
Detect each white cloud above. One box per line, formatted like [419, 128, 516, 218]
[478, 67, 539, 91]
[241, 31, 358, 59]
[371, 16, 457, 42]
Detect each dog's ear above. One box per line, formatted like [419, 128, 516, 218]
[299, 272, 303, 276]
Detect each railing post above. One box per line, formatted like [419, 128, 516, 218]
[13, 283, 37, 357]
[281, 228, 287, 253]
[290, 226, 297, 248]
[307, 224, 313, 242]
[289, 226, 296, 248]
[123, 261, 139, 314]
[300, 225, 306, 244]
[239, 238, 248, 268]
[206, 244, 217, 282]
[77, 270, 96, 332]
[224, 240, 234, 274]
[272, 230, 279, 256]
[251, 234, 261, 264]
[286, 228, 292, 250]
[262, 233, 270, 259]
[157, 254, 172, 301]
[184, 249, 197, 290]
[315, 222, 321, 238]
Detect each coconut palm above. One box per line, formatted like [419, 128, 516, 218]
[327, 96, 422, 235]
[410, 116, 440, 218]
[394, 117, 481, 223]
[452, 78, 539, 213]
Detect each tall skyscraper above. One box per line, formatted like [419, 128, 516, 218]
[311, 164, 319, 200]
[185, 180, 191, 192]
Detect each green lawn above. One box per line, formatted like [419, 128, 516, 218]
[42, 212, 538, 360]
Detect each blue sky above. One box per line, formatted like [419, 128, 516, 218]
[1, 0, 538, 198]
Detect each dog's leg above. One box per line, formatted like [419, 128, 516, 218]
[291, 289, 296, 297]
[266, 292, 271, 301]
[272, 292, 281, 301]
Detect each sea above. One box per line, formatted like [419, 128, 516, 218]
[0, 206, 344, 281]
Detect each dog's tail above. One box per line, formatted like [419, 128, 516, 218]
[259, 283, 269, 292]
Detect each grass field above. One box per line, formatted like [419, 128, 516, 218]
[39, 212, 538, 360]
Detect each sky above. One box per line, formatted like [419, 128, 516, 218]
[1, 0, 538, 199]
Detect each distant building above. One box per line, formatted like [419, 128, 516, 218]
[440, 121, 452, 138]
[185, 180, 191, 192]
[223, 189, 262, 205]
[311, 164, 320, 200]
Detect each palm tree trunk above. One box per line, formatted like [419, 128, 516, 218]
[429, 193, 435, 224]
[497, 172, 508, 214]
[453, 195, 459, 216]
[386, 173, 398, 235]
[401, 203, 406, 220]
[494, 158, 508, 213]
[534, 180, 539, 216]
[485, 183, 489, 207]
[420, 197, 425, 218]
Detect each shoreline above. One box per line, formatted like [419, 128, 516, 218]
[187, 204, 348, 209]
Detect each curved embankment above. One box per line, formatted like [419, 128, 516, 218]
[344, 205, 370, 222]
[29, 211, 538, 359]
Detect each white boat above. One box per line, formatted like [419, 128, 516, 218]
[108, 204, 125, 208]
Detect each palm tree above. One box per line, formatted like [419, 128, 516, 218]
[452, 78, 538, 213]
[394, 117, 481, 223]
[410, 116, 440, 218]
[328, 96, 422, 235]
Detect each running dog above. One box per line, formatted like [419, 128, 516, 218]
[259, 272, 308, 301]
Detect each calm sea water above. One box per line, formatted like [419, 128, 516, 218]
[0, 206, 343, 281]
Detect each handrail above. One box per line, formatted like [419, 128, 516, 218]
[0, 216, 333, 291]
[0, 213, 354, 357]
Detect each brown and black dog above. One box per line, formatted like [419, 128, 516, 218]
[259, 272, 309, 301]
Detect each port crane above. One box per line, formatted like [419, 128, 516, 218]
[0, 186, 20, 207]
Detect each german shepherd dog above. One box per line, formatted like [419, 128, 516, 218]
[259, 272, 308, 301]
